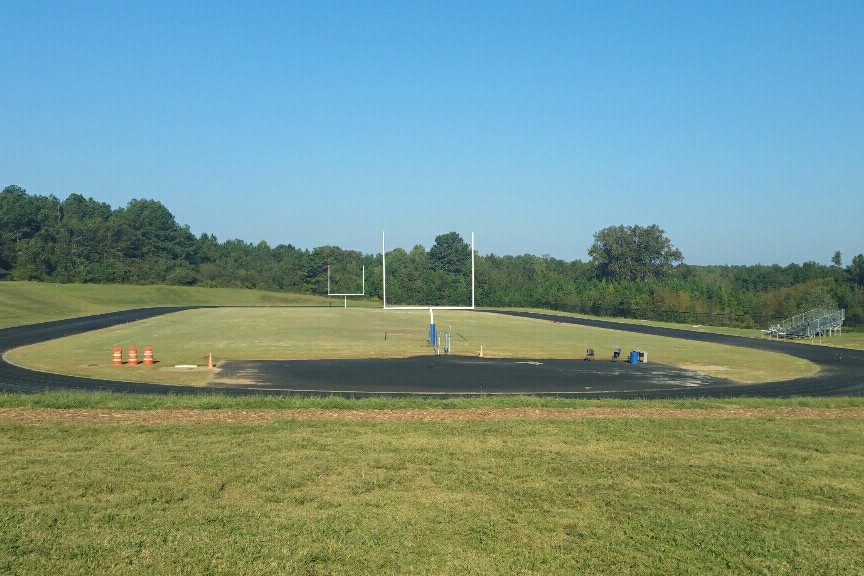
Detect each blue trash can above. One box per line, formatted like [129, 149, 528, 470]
[629, 350, 639, 364]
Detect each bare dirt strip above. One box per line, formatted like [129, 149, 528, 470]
[2, 407, 864, 425]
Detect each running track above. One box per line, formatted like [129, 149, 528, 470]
[1, 308, 862, 398]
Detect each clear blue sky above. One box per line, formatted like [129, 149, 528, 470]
[2, 1, 862, 265]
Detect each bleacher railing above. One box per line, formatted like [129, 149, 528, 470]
[765, 308, 845, 339]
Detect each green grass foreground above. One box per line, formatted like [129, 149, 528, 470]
[3, 390, 864, 410]
[2, 404, 863, 575]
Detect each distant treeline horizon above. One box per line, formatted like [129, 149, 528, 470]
[3, 185, 863, 327]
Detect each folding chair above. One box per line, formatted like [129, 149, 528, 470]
[612, 348, 621, 361]
[584, 348, 595, 361]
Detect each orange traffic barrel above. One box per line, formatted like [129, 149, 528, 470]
[143, 347, 154, 365]
[113, 347, 123, 366]
[128, 347, 138, 366]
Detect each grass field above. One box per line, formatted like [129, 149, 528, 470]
[7, 307, 818, 385]
[2, 407, 863, 575]
[2, 282, 863, 574]
[0, 282, 375, 329]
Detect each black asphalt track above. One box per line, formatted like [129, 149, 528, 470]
[1, 307, 862, 398]
[0, 308, 206, 395]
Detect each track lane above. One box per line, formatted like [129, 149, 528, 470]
[1, 308, 862, 397]
[488, 310, 864, 397]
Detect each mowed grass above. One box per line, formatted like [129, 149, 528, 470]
[2, 415, 863, 575]
[0, 282, 372, 329]
[3, 390, 864, 410]
[3, 284, 863, 574]
[7, 308, 817, 385]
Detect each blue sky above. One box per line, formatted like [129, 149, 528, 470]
[2, 1, 862, 265]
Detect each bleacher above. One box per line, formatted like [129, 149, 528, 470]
[765, 308, 845, 339]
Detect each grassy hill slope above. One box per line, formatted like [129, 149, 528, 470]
[0, 282, 372, 328]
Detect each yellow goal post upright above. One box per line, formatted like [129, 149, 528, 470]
[381, 231, 475, 351]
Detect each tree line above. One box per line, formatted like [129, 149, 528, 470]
[3, 185, 863, 327]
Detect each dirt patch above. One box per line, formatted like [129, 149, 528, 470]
[680, 364, 732, 371]
[163, 366, 214, 372]
[1, 407, 863, 425]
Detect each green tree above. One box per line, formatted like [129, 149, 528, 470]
[427, 233, 471, 305]
[108, 199, 198, 283]
[588, 224, 683, 282]
[0, 185, 37, 270]
[0, 186, 65, 278]
[847, 254, 864, 288]
[428, 232, 470, 276]
[383, 247, 410, 304]
[52, 194, 116, 282]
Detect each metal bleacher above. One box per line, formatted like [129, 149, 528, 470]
[765, 308, 845, 339]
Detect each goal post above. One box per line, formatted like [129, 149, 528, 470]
[327, 264, 365, 308]
[381, 231, 475, 311]
[382, 231, 475, 348]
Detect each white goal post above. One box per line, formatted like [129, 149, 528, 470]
[381, 231, 475, 311]
[381, 230, 476, 350]
[327, 264, 365, 308]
